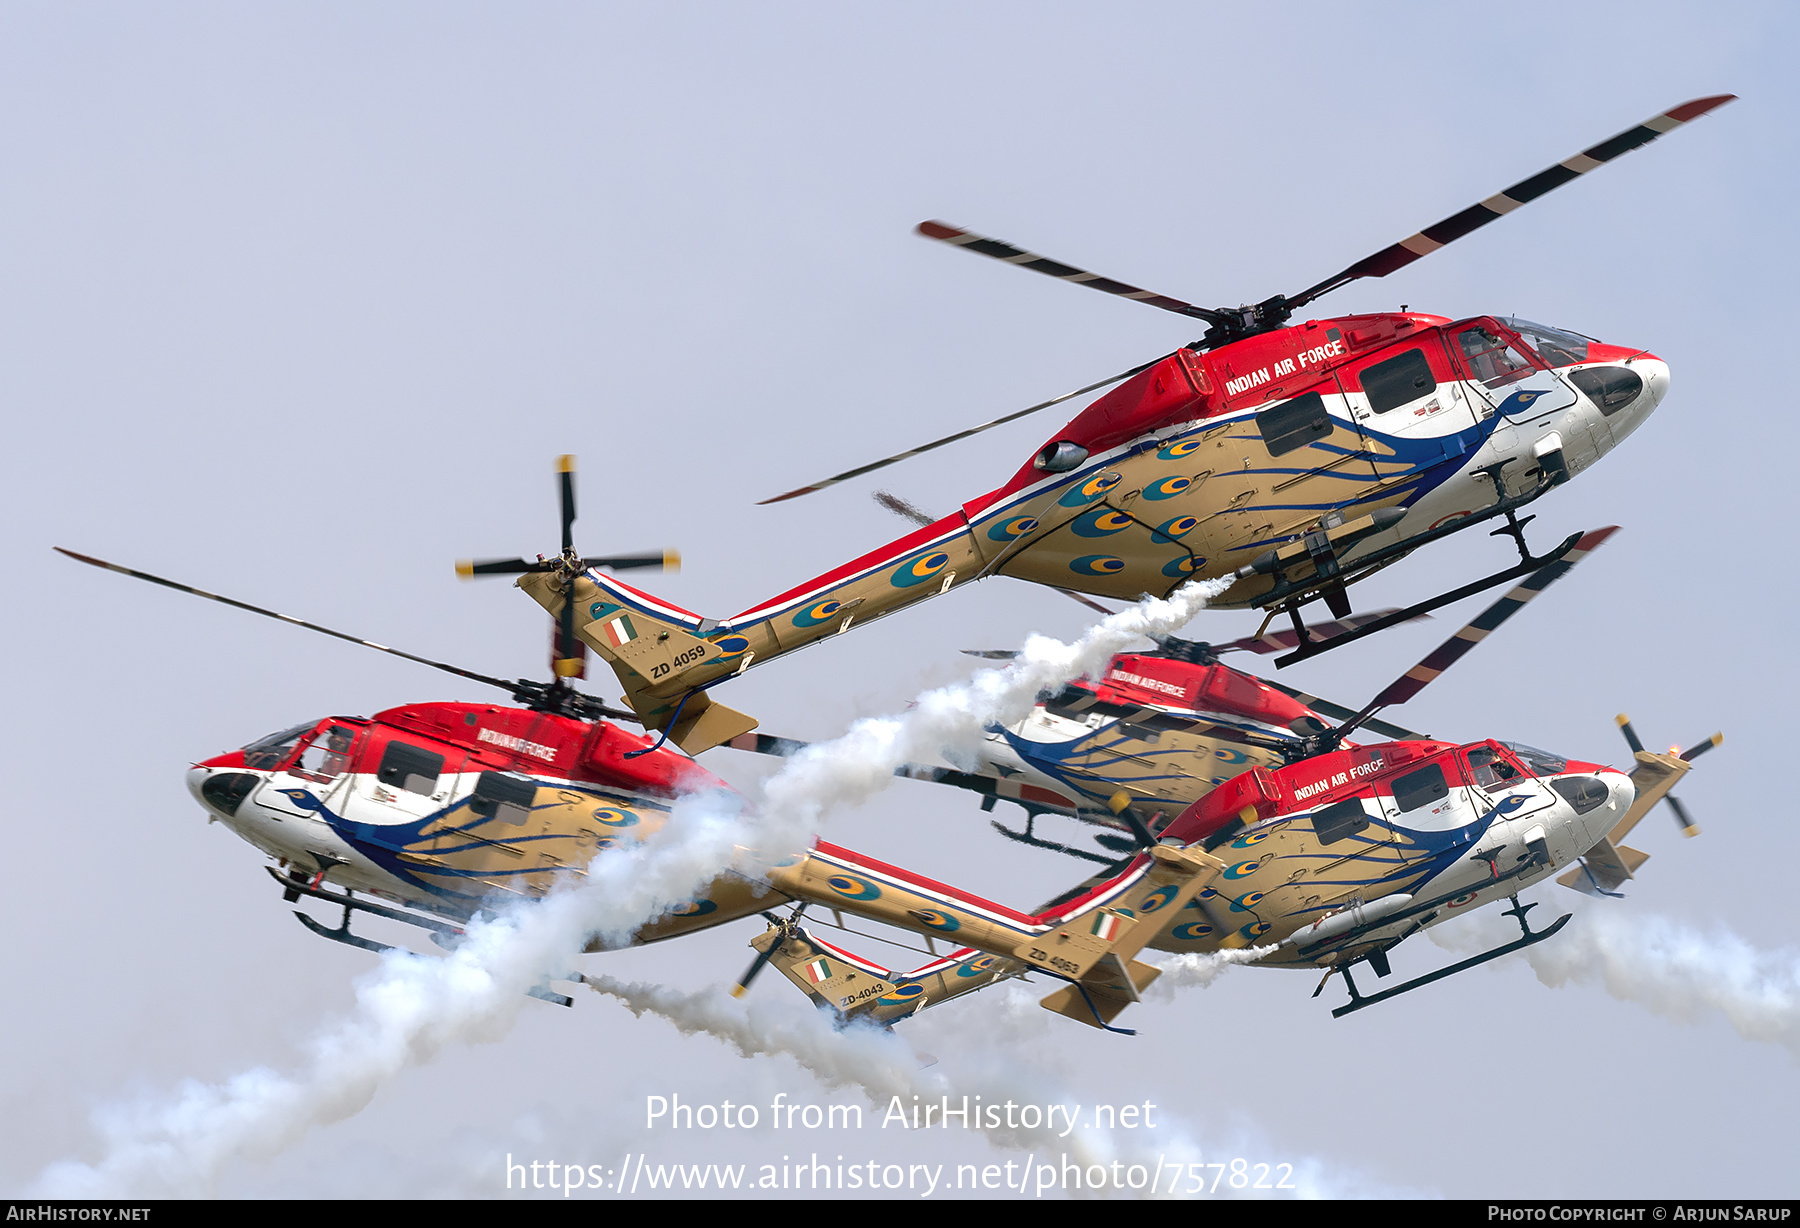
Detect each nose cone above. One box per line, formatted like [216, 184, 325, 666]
[190, 762, 263, 818]
[1595, 353, 1669, 446]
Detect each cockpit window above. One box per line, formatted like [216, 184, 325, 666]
[242, 722, 318, 770]
[1466, 745, 1524, 789]
[1457, 326, 1538, 390]
[1498, 318, 1591, 367]
[1500, 741, 1567, 776]
[294, 725, 357, 783]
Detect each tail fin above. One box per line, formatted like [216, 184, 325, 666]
[517, 568, 757, 753]
[1023, 843, 1225, 1030]
[751, 922, 1024, 1026]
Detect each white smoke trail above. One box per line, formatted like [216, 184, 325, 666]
[755, 577, 1232, 854]
[34, 581, 1227, 1198]
[582, 973, 1428, 1199]
[1433, 902, 1800, 1059]
[1142, 946, 1277, 999]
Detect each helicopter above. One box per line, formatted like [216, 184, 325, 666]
[60, 508, 1716, 1028]
[722, 607, 1436, 866]
[485, 97, 1733, 754]
[722, 525, 1725, 1028]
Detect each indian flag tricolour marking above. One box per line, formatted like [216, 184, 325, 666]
[1091, 912, 1124, 943]
[803, 957, 832, 985]
[602, 614, 637, 648]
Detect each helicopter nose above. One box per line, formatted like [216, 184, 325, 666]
[189, 763, 262, 817]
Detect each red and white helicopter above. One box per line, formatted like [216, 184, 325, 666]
[60, 510, 1718, 1026]
[496, 96, 1735, 758]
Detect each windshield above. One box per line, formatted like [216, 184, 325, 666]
[241, 721, 320, 770]
[1498, 318, 1591, 368]
[1500, 741, 1567, 777]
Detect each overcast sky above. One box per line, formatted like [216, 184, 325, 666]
[1, 0, 1793, 1200]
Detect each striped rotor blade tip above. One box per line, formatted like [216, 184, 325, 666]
[1303, 97, 1736, 298]
[915, 219, 1215, 319]
[1371, 527, 1618, 707]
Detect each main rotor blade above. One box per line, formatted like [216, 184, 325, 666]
[57, 547, 525, 697]
[1336, 526, 1619, 741]
[1213, 609, 1422, 656]
[1288, 96, 1736, 312]
[916, 220, 1230, 324]
[1259, 678, 1429, 742]
[557, 454, 577, 554]
[757, 358, 1160, 504]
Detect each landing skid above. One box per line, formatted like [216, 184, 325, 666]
[1329, 896, 1570, 1018]
[272, 867, 574, 1007]
[1253, 466, 1572, 668]
[989, 817, 1119, 865]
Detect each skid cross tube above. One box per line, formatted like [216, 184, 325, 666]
[1274, 528, 1580, 668]
[1330, 897, 1570, 1018]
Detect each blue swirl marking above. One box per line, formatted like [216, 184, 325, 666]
[1058, 471, 1123, 508]
[1070, 555, 1126, 576]
[1157, 439, 1205, 460]
[827, 874, 881, 901]
[881, 984, 927, 1002]
[1144, 475, 1194, 501]
[792, 600, 843, 628]
[1197, 887, 1220, 901]
[588, 601, 623, 621]
[710, 634, 751, 658]
[891, 552, 952, 588]
[1071, 509, 1134, 538]
[592, 808, 638, 827]
[1216, 748, 1250, 765]
[1156, 515, 1199, 540]
[279, 789, 326, 812]
[1237, 922, 1273, 941]
[1224, 860, 1262, 880]
[1173, 921, 1215, 941]
[1231, 830, 1270, 847]
[667, 899, 718, 917]
[595, 836, 622, 850]
[1498, 389, 1546, 416]
[1139, 886, 1179, 913]
[1230, 891, 1267, 912]
[914, 909, 961, 932]
[957, 955, 998, 977]
[987, 516, 1039, 543]
[1162, 556, 1201, 579]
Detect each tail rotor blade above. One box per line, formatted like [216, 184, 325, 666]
[557, 454, 577, 554]
[1664, 794, 1702, 839]
[730, 909, 802, 998]
[1616, 713, 1647, 754]
[583, 551, 680, 573]
[1680, 732, 1724, 762]
[457, 557, 550, 578]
